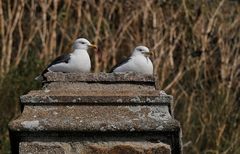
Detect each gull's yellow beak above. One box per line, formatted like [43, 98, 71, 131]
[144, 51, 153, 56]
[88, 44, 97, 49]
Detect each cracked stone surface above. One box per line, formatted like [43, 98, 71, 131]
[9, 105, 179, 132]
[20, 141, 171, 154]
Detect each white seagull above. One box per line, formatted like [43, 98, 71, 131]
[109, 46, 153, 74]
[35, 38, 97, 80]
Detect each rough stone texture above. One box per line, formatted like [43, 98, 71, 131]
[9, 72, 182, 154]
[9, 105, 179, 132]
[20, 142, 66, 154]
[43, 82, 156, 91]
[43, 72, 160, 90]
[44, 72, 155, 83]
[20, 90, 172, 105]
[20, 141, 171, 154]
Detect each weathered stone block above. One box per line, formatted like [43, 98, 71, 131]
[9, 73, 182, 154]
[42, 72, 160, 91]
[20, 141, 171, 154]
[9, 105, 179, 132]
[44, 72, 156, 83]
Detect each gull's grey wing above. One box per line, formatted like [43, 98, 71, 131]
[109, 57, 131, 73]
[41, 54, 71, 75]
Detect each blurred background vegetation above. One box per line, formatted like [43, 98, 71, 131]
[0, 0, 239, 153]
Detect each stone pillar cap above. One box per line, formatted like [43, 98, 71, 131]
[43, 72, 156, 83]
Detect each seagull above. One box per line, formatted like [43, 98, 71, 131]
[109, 46, 153, 74]
[35, 38, 97, 80]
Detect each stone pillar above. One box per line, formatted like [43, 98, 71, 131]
[9, 72, 182, 154]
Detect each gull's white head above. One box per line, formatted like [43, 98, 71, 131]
[73, 38, 97, 50]
[132, 46, 151, 57]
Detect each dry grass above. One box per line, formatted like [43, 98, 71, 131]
[0, 0, 239, 153]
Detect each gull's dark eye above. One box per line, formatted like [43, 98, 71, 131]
[138, 49, 142, 52]
[79, 41, 85, 44]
